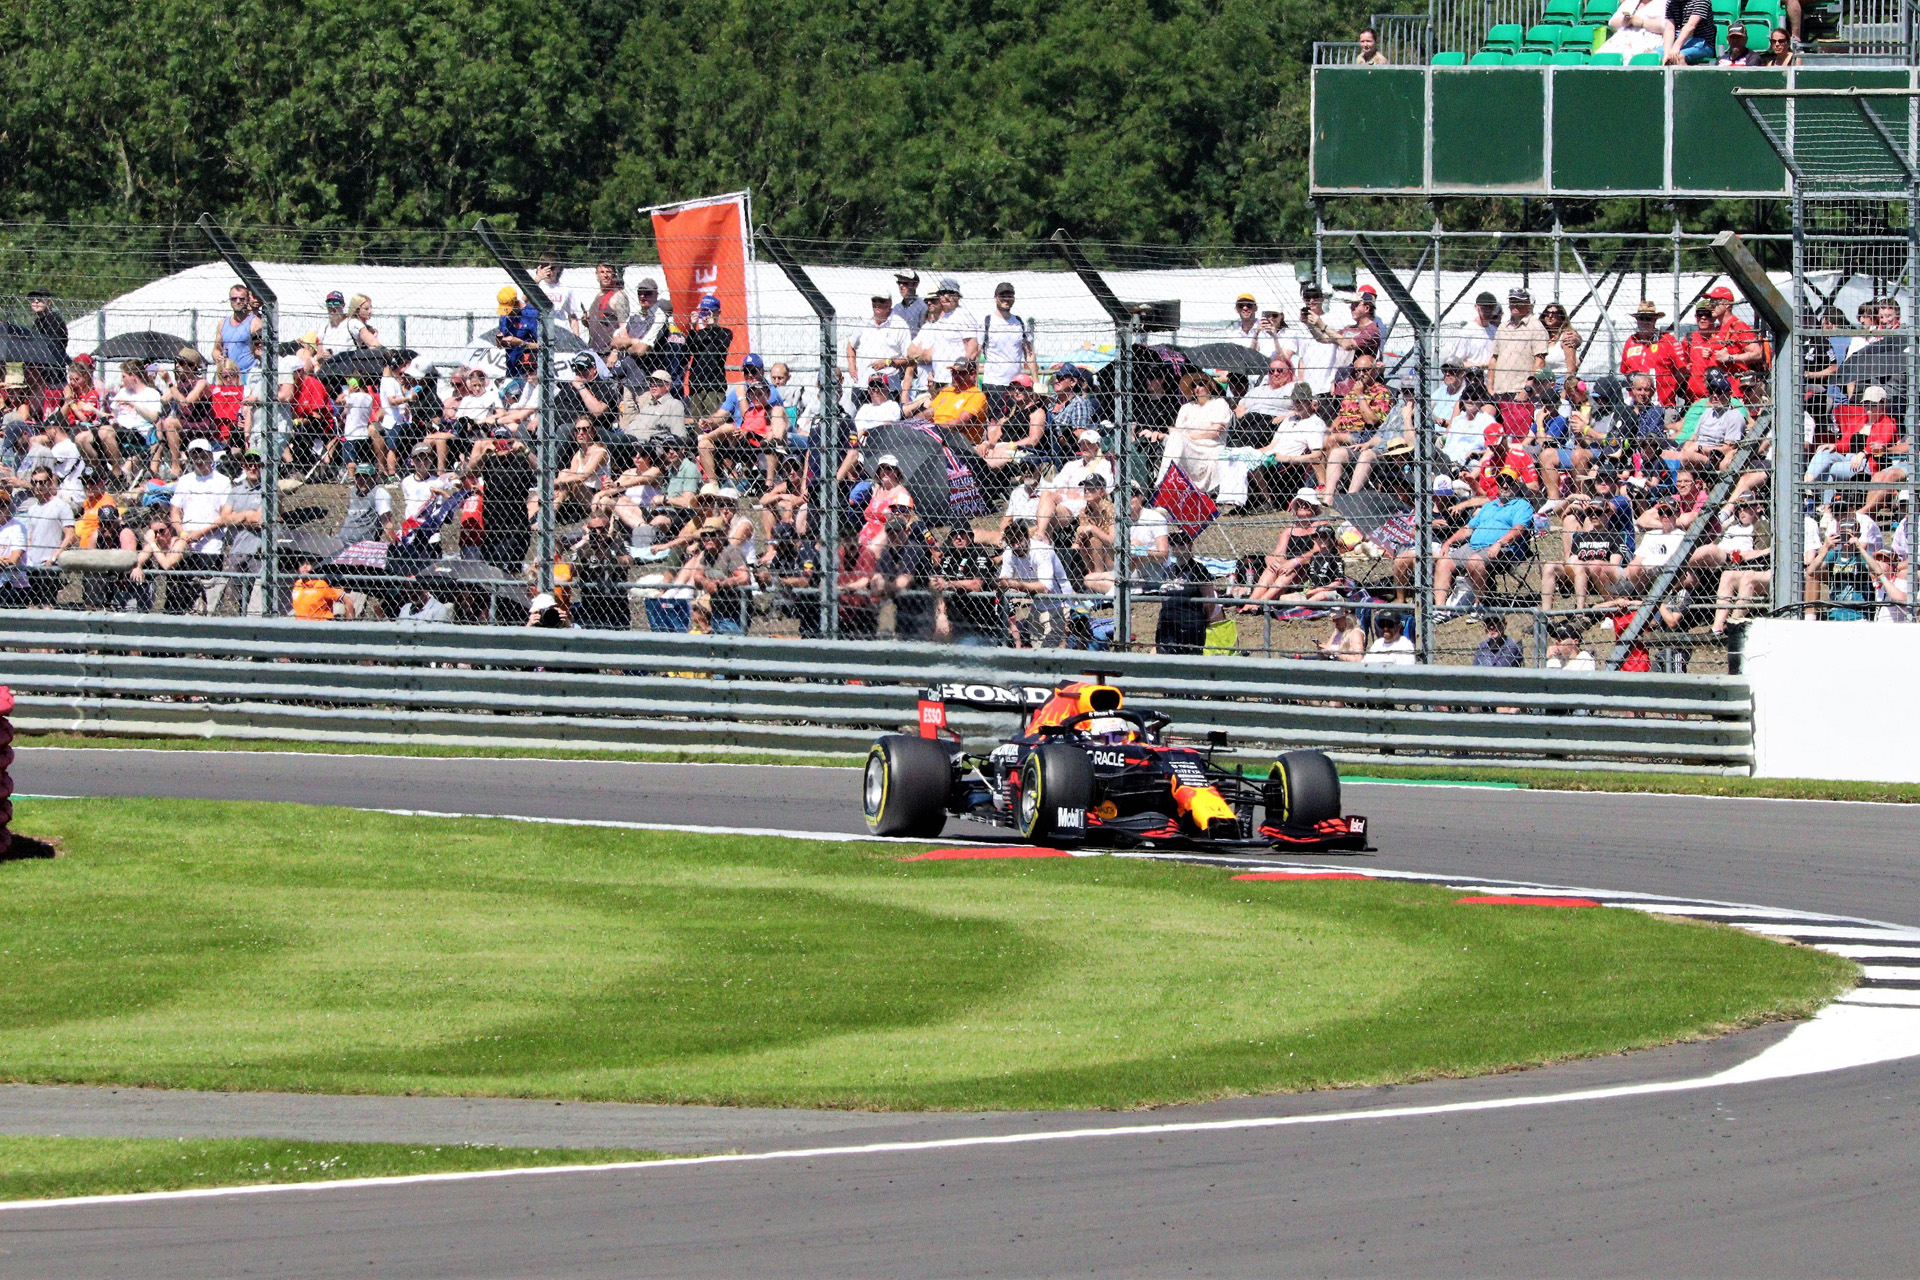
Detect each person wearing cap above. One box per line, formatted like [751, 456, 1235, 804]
[166, 438, 232, 613]
[1620, 300, 1686, 405]
[853, 371, 904, 442]
[1035, 428, 1115, 540]
[493, 286, 540, 378]
[1161, 371, 1231, 494]
[1678, 369, 1749, 472]
[209, 449, 269, 614]
[847, 291, 914, 397]
[892, 269, 927, 336]
[624, 367, 688, 447]
[700, 371, 787, 484]
[289, 557, 353, 621]
[1231, 293, 1290, 364]
[1300, 286, 1381, 392]
[1252, 383, 1328, 506]
[68, 466, 113, 549]
[397, 444, 453, 526]
[677, 516, 753, 634]
[1472, 613, 1525, 668]
[1679, 296, 1748, 402]
[610, 276, 669, 366]
[1291, 283, 1342, 399]
[1703, 285, 1764, 377]
[337, 461, 396, 545]
[858, 454, 915, 549]
[76, 494, 138, 611]
[1047, 364, 1099, 464]
[26, 286, 66, 348]
[914, 357, 988, 445]
[317, 291, 363, 359]
[905, 278, 978, 396]
[557, 349, 619, 438]
[584, 261, 631, 357]
[1487, 287, 1548, 400]
[1806, 383, 1899, 508]
[155, 347, 213, 479]
[979, 281, 1035, 416]
[682, 295, 735, 419]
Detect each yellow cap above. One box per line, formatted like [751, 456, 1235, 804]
[496, 285, 519, 315]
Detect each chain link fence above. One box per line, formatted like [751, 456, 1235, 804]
[0, 218, 1823, 676]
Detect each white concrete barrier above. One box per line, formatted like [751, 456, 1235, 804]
[1747, 619, 1920, 782]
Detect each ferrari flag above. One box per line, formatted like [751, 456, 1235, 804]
[649, 191, 753, 381]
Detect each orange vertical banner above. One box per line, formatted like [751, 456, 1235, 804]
[650, 193, 752, 384]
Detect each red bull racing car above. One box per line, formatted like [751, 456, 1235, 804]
[863, 680, 1371, 852]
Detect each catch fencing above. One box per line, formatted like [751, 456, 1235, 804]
[0, 612, 1755, 773]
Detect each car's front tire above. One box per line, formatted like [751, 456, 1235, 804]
[1017, 743, 1095, 845]
[865, 735, 952, 838]
[1267, 749, 1341, 827]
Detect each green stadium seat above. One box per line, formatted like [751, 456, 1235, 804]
[1714, 21, 1728, 48]
[1628, 50, 1663, 64]
[1583, 0, 1618, 20]
[1589, 50, 1625, 64]
[1746, 20, 1771, 44]
[1551, 49, 1591, 63]
[1510, 50, 1550, 63]
[1562, 23, 1601, 49]
[1743, 0, 1784, 28]
[1543, 0, 1583, 22]
[1523, 24, 1563, 51]
[1483, 23, 1525, 52]
[1712, 0, 1741, 24]
[1432, 50, 1467, 64]
[1470, 49, 1513, 64]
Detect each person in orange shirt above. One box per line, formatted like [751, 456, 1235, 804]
[1619, 301, 1687, 405]
[916, 357, 989, 445]
[290, 558, 352, 620]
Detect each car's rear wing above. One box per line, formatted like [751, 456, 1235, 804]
[916, 682, 1054, 739]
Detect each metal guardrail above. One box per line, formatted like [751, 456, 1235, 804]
[0, 613, 1754, 773]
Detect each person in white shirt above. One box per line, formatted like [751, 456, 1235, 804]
[1622, 500, 1685, 593]
[23, 420, 85, 511]
[379, 356, 413, 468]
[1361, 612, 1418, 664]
[1234, 356, 1297, 421]
[1449, 292, 1501, 378]
[16, 469, 75, 591]
[99, 361, 163, 480]
[611, 276, 671, 365]
[998, 519, 1071, 645]
[0, 511, 29, 608]
[168, 438, 233, 613]
[337, 378, 380, 473]
[1250, 382, 1328, 506]
[853, 375, 903, 435]
[907, 278, 978, 394]
[979, 282, 1035, 411]
[847, 294, 913, 397]
[1230, 294, 1298, 374]
[399, 446, 455, 523]
[317, 290, 365, 357]
[398, 585, 454, 623]
[1442, 392, 1500, 472]
[533, 258, 583, 335]
[1035, 430, 1116, 541]
[1159, 373, 1232, 493]
[1293, 286, 1343, 396]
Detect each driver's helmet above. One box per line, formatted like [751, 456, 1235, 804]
[1086, 715, 1137, 744]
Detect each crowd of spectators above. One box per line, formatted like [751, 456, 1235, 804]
[2, 266, 1908, 660]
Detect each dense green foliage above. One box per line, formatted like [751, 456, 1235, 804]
[1, 0, 1374, 244]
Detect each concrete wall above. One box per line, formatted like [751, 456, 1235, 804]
[1747, 619, 1920, 782]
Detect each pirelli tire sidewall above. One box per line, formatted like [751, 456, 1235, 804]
[1018, 743, 1096, 845]
[865, 734, 953, 838]
[1268, 749, 1342, 828]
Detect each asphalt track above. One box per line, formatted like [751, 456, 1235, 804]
[4, 749, 1920, 1276]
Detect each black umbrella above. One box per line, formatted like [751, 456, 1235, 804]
[92, 330, 194, 363]
[550, 328, 586, 353]
[273, 528, 345, 564]
[416, 557, 532, 609]
[858, 419, 995, 521]
[0, 328, 70, 368]
[1178, 342, 1272, 375]
[318, 347, 417, 380]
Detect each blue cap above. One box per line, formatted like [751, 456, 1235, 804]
[1055, 363, 1085, 381]
[697, 295, 722, 313]
[741, 352, 764, 370]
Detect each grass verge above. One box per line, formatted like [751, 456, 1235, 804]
[0, 1135, 666, 1202]
[18, 732, 1919, 803]
[0, 797, 1853, 1111]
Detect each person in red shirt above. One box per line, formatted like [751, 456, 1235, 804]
[1619, 301, 1686, 405]
[1703, 285, 1765, 382]
[1681, 301, 1722, 401]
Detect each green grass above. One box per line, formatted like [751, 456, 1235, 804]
[0, 798, 1852, 1111]
[0, 1135, 666, 1202]
[20, 732, 1920, 803]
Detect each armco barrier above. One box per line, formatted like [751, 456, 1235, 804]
[0, 613, 1754, 773]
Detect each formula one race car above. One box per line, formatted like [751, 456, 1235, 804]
[863, 680, 1371, 852]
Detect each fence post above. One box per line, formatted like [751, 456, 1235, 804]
[473, 221, 555, 594]
[1353, 235, 1435, 661]
[195, 214, 280, 614]
[756, 229, 841, 638]
[1049, 231, 1137, 646]
[0, 685, 11, 858]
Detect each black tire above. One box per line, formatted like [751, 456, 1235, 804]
[1016, 743, 1097, 844]
[864, 735, 952, 838]
[1267, 750, 1341, 827]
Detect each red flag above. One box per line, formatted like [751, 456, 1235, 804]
[1153, 464, 1218, 537]
[650, 193, 752, 382]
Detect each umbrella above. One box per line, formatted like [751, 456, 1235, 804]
[92, 330, 193, 363]
[858, 419, 988, 520]
[0, 327, 70, 368]
[1178, 342, 1272, 376]
[550, 328, 586, 353]
[416, 558, 532, 609]
[274, 528, 345, 564]
[318, 347, 417, 380]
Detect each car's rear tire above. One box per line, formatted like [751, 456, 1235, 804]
[1267, 750, 1341, 827]
[1017, 743, 1096, 845]
[865, 735, 952, 838]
